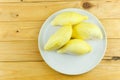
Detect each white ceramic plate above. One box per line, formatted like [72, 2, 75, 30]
[38, 8, 107, 75]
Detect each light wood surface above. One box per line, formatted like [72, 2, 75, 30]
[0, 61, 120, 80]
[0, 0, 120, 80]
[0, 0, 120, 21]
[0, 0, 20, 2]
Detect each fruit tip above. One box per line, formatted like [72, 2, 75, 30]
[57, 49, 64, 54]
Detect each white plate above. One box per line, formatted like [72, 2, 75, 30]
[38, 8, 107, 75]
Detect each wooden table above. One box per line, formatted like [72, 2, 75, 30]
[0, 0, 120, 80]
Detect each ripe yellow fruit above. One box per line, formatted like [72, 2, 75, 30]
[51, 12, 88, 26]
[44, 25, 72, 51]
[58, 39, 92, 55]
[72, 22, 103, 40]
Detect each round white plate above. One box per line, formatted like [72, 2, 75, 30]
[38, 8, 107, 75]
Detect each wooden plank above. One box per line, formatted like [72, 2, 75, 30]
[0, 0, 20, 2]
[0, 19, 119, 41]
[81, 0, 120, 19]
[0, 22, 42, 41]
[0, 40, 41, 61]
[101, 19, 120, 38]
[0, 39, 119, 61]
[0, 61, 120, 80]
[106, 39, 120, 57]
[23, 0, 81, 2]
[1, 2, 79, 21]
[0, 0, 119, 21]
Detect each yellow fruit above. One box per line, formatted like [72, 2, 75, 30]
[72, 22, 103, 40]
[51, 12, 88, 26]
[58, 39, 92, 55]
[44, 25, 72, 51]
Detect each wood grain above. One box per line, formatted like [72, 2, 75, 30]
[0, 39, 119, 61]
[23, 0, 80, 2]
[0, 19, 119, 41]
[101, 19, 120, 38]
[0, 0, 20, 2]
[0, 0, 119, 79]
[1, 2, 79, 21]
[0, 40, 41, 61]
[0, 21, 42, 41]
[0, 61, 120, 80]
[0, 0, 119, 21]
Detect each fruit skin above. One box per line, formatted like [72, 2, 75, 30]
[44, 25, 72, 51]
[51, 12, 88, 26]
[58, 39, 92, 55]
[72, 22, 103, 40]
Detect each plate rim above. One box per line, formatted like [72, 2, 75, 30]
[38, 8, 107, 75]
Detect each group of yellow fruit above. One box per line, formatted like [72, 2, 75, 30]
[44, 12, 103, 55]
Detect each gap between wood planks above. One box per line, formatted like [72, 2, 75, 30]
[0, 56, 119, 62]
[0, 18, 119, 22]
